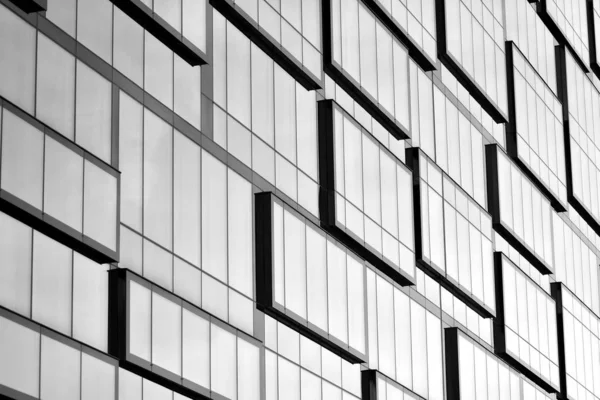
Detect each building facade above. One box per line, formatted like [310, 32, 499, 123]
[0, 0, 599, 399]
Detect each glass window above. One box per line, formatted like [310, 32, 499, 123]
[174, 56, 201, 129]
[226, 24, 251, 127]
[152, 292, 182, 375]
[1, 109, 44, 209]
[119, 92, 144, 231]
[182, 309, 210, 388]
[173, 132, 201, 267]
[201, 151, 227, 281]
[113, 8, 144, 87]
[46, 0, 76, 36]
[284, 210, 307, 318]
[83, 160, 118, 251]
[211, 324, 237, 399]
[143, 110, 173, 249]
[77, 0, 113, 63]
[0, 4, 36, 113]
[32, 232, 73, 335]
[36, 33, 76, 139]
[72, 254, 108, 352]
[0, 316, 40, 397]
[182, 0, 207, 51]
[81, 352, 116, 400]
[41, 336, 80, 400]
[154, 0, 181, 31]
[143, 239, 173, 291]
[228, 170, 253, 297]
[144, 33, 173, 108]
[0, 212, 32, 316]
[129, 280, 151, 360]
[173, 258, 202, 307]
[75, 62, 112, 163]
[237, 338, 260, 400]
[44, 136, 84, 232]
[118, 368, 142, 400]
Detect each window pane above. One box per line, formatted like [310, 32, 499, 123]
[36, 33, 75, 139]
[0, 316, 40, 397]
[226, 24, 251, 127]
[0, 212, 32, 316]
[144, 33, 173, 108]
[72, 254, 109, 351]
[1, 109, 44, 209]
[129, 280, 151, 360]
[81, 352, 116, 400]
[44, 136, 84, 232]
[237, 338, 260, 400]
[182, 309, 210, 388]
[77, 0, 113, 62]
[84, 160, 117, 251]
[228, 171, 253, 297]
[32, 232, 73, 335]
[113, 8, 143, 86]
[174, 56, 201, 129]
[76, 62, 112, 163]
[41, 336, 80, 400]
[152, 292, 182, 375]
[211, 324, 237, 399]
[0, 4, 35, 113]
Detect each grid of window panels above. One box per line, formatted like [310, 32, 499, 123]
[486, 144, 555, 274]
[319, 100, 416, 285]
[507, 42, 567, 210]
[255, 192, 367, 362]
[563, 47, 600, 232]
[264, 315, 362, 400]
[494, 253, 560, 392]
[504, 0, 558, 92]
[325, 0, 411, 139]
[438, 0, 508, 122]
[539, 0, 589, 69]
[364, 0, 437, 70]
[553, 283, 600, 400]
[110, 269, 261, 400]
[411, 149, 496, 317]
[212, 0, 322, 88]
[445, 327, 557, 400]
[0, 102, 119, 262]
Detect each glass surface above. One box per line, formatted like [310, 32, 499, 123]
[83, 160, 118, 250]
[154, 0, 181, 31]
[144, 33, 174, 108]
[0, 316, 40, 397]
[40, 336, 80, 400]
[75, 61, 112, 163]
[1, 109, 44, 209]
[210, 324, 237, 399]
[284, 210, 307, 318]
[36, 33, 75, 139]
[306, 228, 328, 331]
[182, 309, 210, 388]
[44, 136, 84, 232]
[113, 8, 144, 87]
[143, 110, 173, 249]
[173, 132, 201, 267]
[32, 232, 73, 335]
[274, 68, 297, 163]
[77, 0, 113, 63]
[118, 368, 142, 400]
[0, 4, 36, 113]
[327, 241, 348, 343]
[228, 290, 254, 334]
[72, 254, 108, 351]
[174, 258, 202, 306]
[129, 280, 151, 361]
[183, 0, 207, 51]
[81, 352, 116, 400]
[226, 25, 251, 127]
[251, 47, 275, 145]
[152, 291, 182, 375]
[0, 213, 32, 316]
[237, 338, 260, 400]
[201, 151, 227, 281]
[174, 56, 201, 129]
[46, 0, 76, 36]
[228, 170, 253, 297]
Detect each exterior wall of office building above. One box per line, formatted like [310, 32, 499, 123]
[2, 0, 600, 399]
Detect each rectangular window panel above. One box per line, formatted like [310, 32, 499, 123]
[562, 47, 600, 234]
[110, 0, 208, 65]
[362, 0, 437, 70]
[552, 213, 600, 316]
[552, 283, 600, 400]
[109, 269, 261, 400]
[319, 100, 416, 286]
[365, 268, 444, 399]
[212, 0, 322, 89]
[486, 144, 554, 274]
[445, 327, 556, 400]
[410, 149, 495, 318]
[0, 103, 119, 263]
[264, 316, 362, 400]
[504, 0, 557, 92]
[0, 211, 109, 351]
[255, 192, 367, 363]
[494, 253, 560, 392]
[506, 42, 567, 210]
[538, 0, 589, 70]
[0, 310, 117, 400]
[324, 0, 411, 139]
[437, 0, 508, 123]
